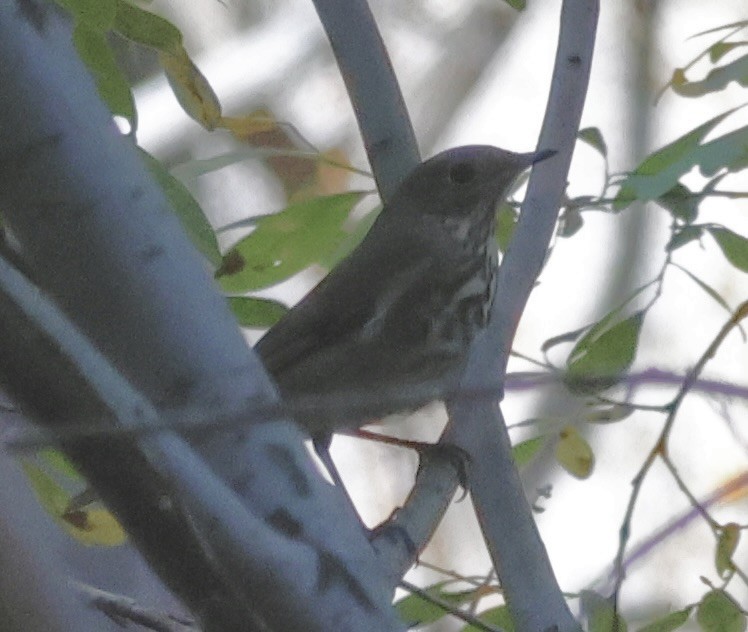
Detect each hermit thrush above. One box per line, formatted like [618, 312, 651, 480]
[256, 145, 553, 437]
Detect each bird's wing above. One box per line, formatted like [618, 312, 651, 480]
[255, 217, 427, 383]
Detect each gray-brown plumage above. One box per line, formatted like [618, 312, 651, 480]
[256, 145, 553, 436]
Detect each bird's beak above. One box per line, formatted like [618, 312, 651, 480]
[531, 148, 557, 164]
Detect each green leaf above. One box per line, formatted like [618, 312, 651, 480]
[21, 460, 70, 516]
[113, 0, 183, 52]
[495, 202, 518, 252]
[674, 264, 733, 315]
[463, 605, 515, 631]
[709, 42, 748, 63]
[21, 458, 126, 546]
[72, 24, 136, 127]
[559, 206, 584, 237]
[40, 449, 84, 481]
[672, 54, 748, 98]
[512, 436, 545, 468]
[667, 225, 703, 251]
[581, 590, 628, 632]
[217, 192, 365, 292]
[228, 296, 288, 329]
[320, 203, 380, 269]
[585, 403, 634, 424]
[708, 226, 748, 272]
[637, 607, 693, 632]
[578, 127, 608, 157]
[139, 150, 222, 266]
[614, 107, 746, 210]
[395, 581, 477, 627]
[566, 311, 644, 389]
[656, 183, 700, 223]
[715, 523, 740, 578]
[555, 425, 594, 478]
[395, 593, 448, 627]
[696, 590, 746, 632]
[54, 0, 117, 30]
[502, 0, 525, 9]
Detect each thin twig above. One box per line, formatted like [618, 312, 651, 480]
[611, 300, 748, 610]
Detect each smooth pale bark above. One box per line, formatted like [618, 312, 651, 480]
[0, 2, 403, 630]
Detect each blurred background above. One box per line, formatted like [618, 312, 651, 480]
[50, 0, 748, 628]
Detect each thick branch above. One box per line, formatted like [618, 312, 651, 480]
[0, 3, 402, 630]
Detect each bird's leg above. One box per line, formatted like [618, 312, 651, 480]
[354, 429, 471, 492]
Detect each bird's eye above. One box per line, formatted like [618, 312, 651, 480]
[448, 161, 476, 185]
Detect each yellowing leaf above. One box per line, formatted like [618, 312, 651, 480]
[219, 115, 279, 139]
[61, 508, 127, 547]
[21, 458, 125, 547]
[160, 49, 222, 130]
[555, 425, 594, 479]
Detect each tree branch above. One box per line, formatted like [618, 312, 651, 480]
[444, 2, 599, 631]
[311, 0, 420, 199]
[0, 2, 403, 630]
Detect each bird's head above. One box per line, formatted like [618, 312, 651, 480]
[389, 144, 554, 221]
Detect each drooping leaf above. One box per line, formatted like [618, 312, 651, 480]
[160, 48, 222, 130]
[228, 296, 288, 329]
[637, 607, 693, 632]
[566, 311, 645, 389]
[139, 149, 222, 266]
[715, 523, 740, 578]
[708, 226, 748, 272]
[578, 127, 608, 157]
[696, 590, 746, 632]
[555, 426, 594, 479]
[217, 192, 366, 292]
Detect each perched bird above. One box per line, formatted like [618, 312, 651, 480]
[256, 145, 553, 439]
